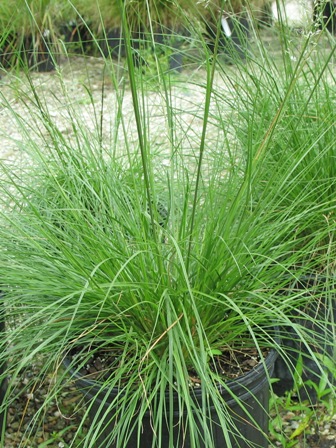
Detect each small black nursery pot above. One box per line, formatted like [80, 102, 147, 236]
[0, 31, 56, 72]
[61, 20, 95, 56]
[314, 0, 336, 34]
[273, 275, 335, 400]
[0, 293, 7, 439]
[102, 26, 187, 72]
[0, 33, 17, 69]
[205, 14, 250, 63]
[22, 32, 56, 72]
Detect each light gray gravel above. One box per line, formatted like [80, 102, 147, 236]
[0, 56, 236, 170]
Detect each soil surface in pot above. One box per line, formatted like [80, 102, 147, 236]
[69, 344, 269, 384]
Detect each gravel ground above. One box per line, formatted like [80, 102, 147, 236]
[0, 55, 235, 170]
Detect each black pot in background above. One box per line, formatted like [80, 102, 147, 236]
[0, 33, 17, 69]
[314, 0, 336, 34]
[168, 51, 183, 72]
[65, 347, 277, 448]
[61, 20, 95, 56]
[204, 14, 250, 63]
[22, 32, 56, 72]
[102, 26, 187, 72]
[102, 28, 145, 68]
[272, 275, 335, 400]
[0, 293, 7, 440]
[0, 32, 56, 72]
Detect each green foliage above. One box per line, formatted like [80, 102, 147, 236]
[0, 1, 335, 447]
[0, 0, 273, 71]
[0, 0, 73, 69]
[270, 377, 336, 448]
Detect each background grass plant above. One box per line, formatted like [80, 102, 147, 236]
[0, 0, 273, 71]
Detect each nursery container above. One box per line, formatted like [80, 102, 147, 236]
[205, 14, 250, 62]
[273, 275, 336, 400]
[0, 293, 6, 438]
[103, 27, 186, 71]
[65, 347, 277, 448]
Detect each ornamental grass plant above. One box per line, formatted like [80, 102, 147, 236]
[0, 0, 335, 447]
[0, 0, 73, 70]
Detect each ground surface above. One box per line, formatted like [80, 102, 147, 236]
[4, 356, 336, 447]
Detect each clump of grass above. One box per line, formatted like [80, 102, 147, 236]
[0, 1, 335, 447]
[0, 0, 75, 70]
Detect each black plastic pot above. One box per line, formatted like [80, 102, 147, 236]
[0, 33, 16, 69]
[0, 293, 6, 439]
[314, 0, 336, 34]
[0, 32, 56, 72]
[102, 26, 187, 72]
[205, 14, 250, 63]
[65, 347, 277, 448]
[272, 275, 335, 400]
[61, 20, 94, 55]
[22, 32, 56, 72]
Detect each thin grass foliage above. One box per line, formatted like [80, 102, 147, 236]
[0, 0, 335, 447]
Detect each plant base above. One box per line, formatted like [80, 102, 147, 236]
[65, 348, 277, 448]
